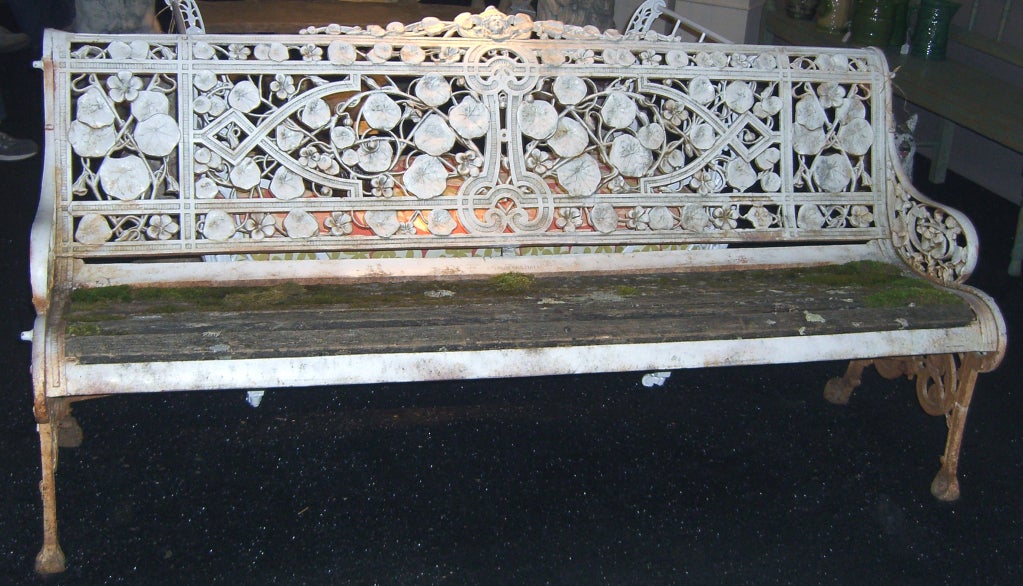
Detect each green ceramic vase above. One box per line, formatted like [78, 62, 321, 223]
[911, 0, 960, 59]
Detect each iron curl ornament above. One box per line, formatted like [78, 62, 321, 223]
[888, 162, 976, 284]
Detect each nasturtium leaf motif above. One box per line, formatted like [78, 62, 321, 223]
[609, 135, 653, 178]
[540, 48, 566, 66]
[129, 40, 150, 60]
[301, 99, 332, 129]
[556, 154, 601, 195]
[603, 48, 636, 66]
[106, 41, 132, 60]
[837, 97, 866, 124]
[449, 96, 490, 139]
[75, 214, 113, 244]
[276, 125, 304, 152]
[341, 149, 359, 167]
[755, 53, 778, 69]
[284, 210, 319, 238]
[356, 139, 394, 173]
[195, 177, 220, 199]
[400, 45, 426, 64]
[589, 203, 619, 234]
[77, 87, 116, 129]
[795, 94, 827, 131]
[404, 156, 448, 198]
[98, 155, 151, 200]
[427, 209, 457, 236]
[665, 149, 686, 170]
[131, 91, 169, 121]
[548, 117, 589, 158]
[725, 159, 757, 191]
[760, 172, 782, 192]
[680, 205, 711, 232]
[665, 50, 688, 67]
[416, 73, 452, 107]
[754, 96, 783, 118]
[228, 80, 261, 112]
[269, 167, 306, 200]
[414, 114, 456, 156]
[746, 206, 775, 229]
[724, 81, 754, 114]
[688, 76, 715, 105]
[797, 205, 826, 229]
[553, 76, 587, 105]
[133, 114, 180, 157]
[202, 210, 237, 241]
[518, 100, 558, 140]
[368, 43, 393, 63]
[230, 157, 262, 190]
[69, 121, 116, 158]
[328, 41, 357, 65]
[330, 126, 356, 150]
[812, 153, 854, 192]
[192, 70, 217, 92]
[601, 91, 638, 129]
[637, 123, 665, 150]
[365, 210, 400, 237]
[193, 42, 215, 60]
[648, 206, 675, 231]
[362, 93, 401, 130]
[837, 118, 873, 156]
[755, 147, 781, 171]
[420, 16, 446, 35]
[689, 123, 716, 150]
[268, 43, 289, 62]
[793, 125, 826, 155]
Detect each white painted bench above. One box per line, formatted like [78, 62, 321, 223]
[27, 8, 1006, 574]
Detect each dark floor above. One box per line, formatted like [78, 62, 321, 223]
[2, 7, 1023, 586]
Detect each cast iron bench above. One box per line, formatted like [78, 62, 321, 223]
[27, 7, 1006, 573]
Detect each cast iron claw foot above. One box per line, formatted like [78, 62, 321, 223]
[823, 376, 854, 405]
[35, 544, 66, 575]
[930, 464, 961, 502]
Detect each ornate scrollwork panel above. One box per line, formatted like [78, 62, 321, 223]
[56, 8, 894, 256]
[870, 354, 978, 418]
[889, 168, 974, 283]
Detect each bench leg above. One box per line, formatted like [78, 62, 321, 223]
[1009, 191, 1023, 277]
[928, 119, 955, 184]
[920, 353, 982, 502]
[825, 354, 983, 501]
[35, 408, 66, 574]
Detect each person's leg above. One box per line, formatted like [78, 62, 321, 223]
[0, 74, 38, 162]
[0, 24, 30, 52]
[8, 0, 75, 48]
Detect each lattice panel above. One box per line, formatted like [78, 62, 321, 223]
[47, 9, 891, 258]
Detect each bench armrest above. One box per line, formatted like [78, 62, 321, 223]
[29, 46, 57, 313]
[886, 133, 980, 285]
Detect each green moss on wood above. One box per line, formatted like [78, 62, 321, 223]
[66, 323, 100, 336]
[65, 262, 961, 334]
[487, 272, 535, 293]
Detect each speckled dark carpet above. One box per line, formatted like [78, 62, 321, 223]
[2, 16, 1021, 586]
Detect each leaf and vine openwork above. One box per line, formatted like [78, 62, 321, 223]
[889, 166, 974, 283]
[56, 8, 900, 257]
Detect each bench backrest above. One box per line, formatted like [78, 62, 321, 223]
[36, 8, 957, 295]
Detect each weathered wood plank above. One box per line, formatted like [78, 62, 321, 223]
[66, 264, 975, 364]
